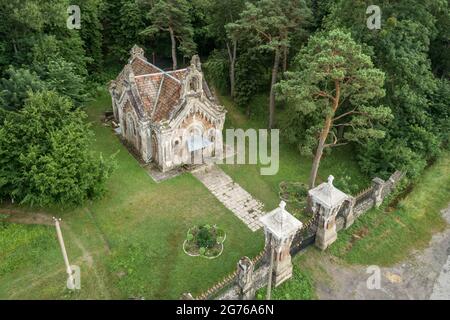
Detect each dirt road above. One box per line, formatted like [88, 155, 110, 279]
[313, 205, 450, 300]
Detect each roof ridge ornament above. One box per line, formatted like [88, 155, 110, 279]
[279, 200, 286, 231]
[130, 45, 146, 61]
[190, 55, 201, 71]
[328, 175, 334, 187]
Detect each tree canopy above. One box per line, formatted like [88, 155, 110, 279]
[0, 0, 448, 204]
[278, 29, 392, 187]
[0, 90, 114, 206]
[228, 0, 311, 128]
[141, 0, 196, 70]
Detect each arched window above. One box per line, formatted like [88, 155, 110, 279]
[189, 76, 198, 92]
[126, 113, 136, 137]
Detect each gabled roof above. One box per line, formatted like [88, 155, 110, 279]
[260, 201, 303, 239]
[134, 69, 186, 122]
[308, 175, 348, 209]
[131, 56, 160, 75]
[111, 45, 217, 124]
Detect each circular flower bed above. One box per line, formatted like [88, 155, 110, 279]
[183, 224, 226, 259]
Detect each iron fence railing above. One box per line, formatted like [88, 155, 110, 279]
[289, 213, 319, 256]
[354, 186, 374, 206]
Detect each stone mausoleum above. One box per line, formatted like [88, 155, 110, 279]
[109, 45, 226, 172]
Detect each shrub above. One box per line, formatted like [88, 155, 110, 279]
[0, 90, 115, 206]
[196, 225, 216, 248]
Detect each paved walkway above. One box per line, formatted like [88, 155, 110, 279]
[192, 165, 265, 231]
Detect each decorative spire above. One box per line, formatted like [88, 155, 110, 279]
[279, 200, 286, 211]
[279, 201, 286, 231]
[190, 55, 201, 71]
[327, 175, 334, 187]
[130, 45, 146, 60]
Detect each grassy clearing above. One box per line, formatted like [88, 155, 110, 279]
[0, 89, 264, 299]
[0, 223, 61, 280]
[329, 152, 450, 266]
[217, 93, 370, 217]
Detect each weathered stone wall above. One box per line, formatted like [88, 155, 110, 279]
[354, 198, 375, 218]
[336, 216, 345, 231]
[291, 171, 404, 252]
[190, 171, 404, 301]
[217, 264, 270, 300]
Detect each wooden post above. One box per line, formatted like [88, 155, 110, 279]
[53, 217, 75, 289]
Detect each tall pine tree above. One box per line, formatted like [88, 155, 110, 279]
[142, 0, 196, 70]
[228, 0, 311, 128]
[278, 29, 391, 188]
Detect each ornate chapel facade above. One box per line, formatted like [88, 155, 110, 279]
[109, 45, 226, 172]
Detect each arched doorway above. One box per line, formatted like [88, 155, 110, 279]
[187, 124, 204, 165]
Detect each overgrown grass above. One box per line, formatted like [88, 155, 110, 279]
[0, 221, 90, 299]
[255, 256, 315, 300]
[0, 223, 59, 277]
[329, 152, 450, 266]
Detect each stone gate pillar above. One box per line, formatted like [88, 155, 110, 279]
[372, 177, 385, 207]
[237, 257, 255, 300]
[309, 175, 349, 250]
[260, 201, 303, 287]
[343, 196, 356, 229]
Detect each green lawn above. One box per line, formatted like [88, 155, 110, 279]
[329, 152, 450, 266]
[0, 89, 264, 299]
[217, 93, 370, 217]
[0, 89, 395, 300]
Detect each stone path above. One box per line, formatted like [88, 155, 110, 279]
[192, 165, 265, 231]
